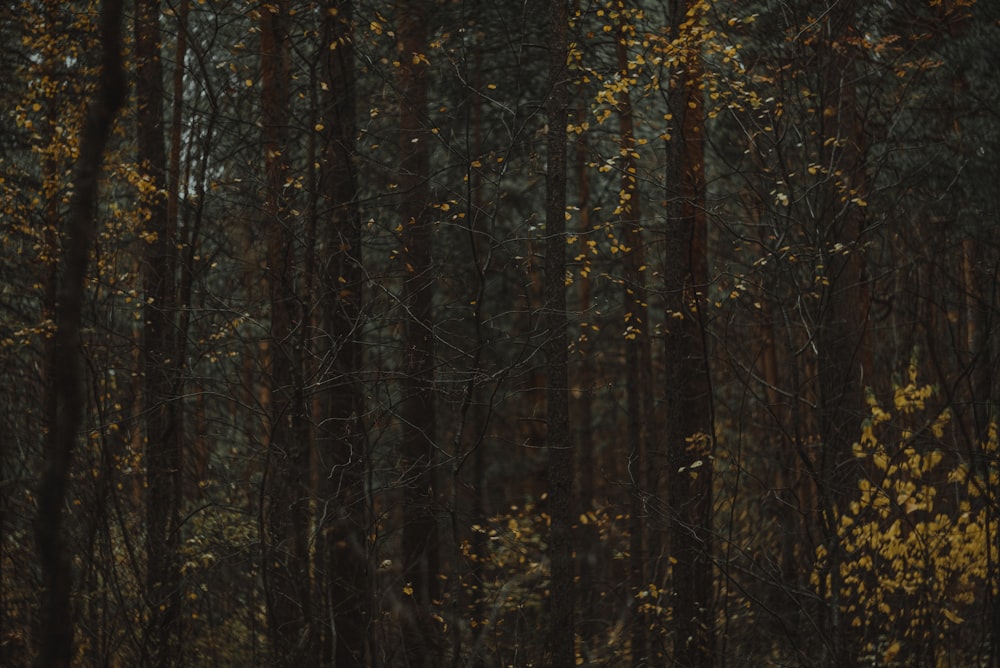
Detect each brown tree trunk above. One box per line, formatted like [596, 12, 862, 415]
[316, 2, 369, 666]
[573, 32, 600, 650]
[811, 5, 872, 663]
[664, 1, 714, 664]
[543, 1, 574, 665]
[397, 2, 439, 665]
[259, 2, 313, 663]
[136, 1, 185, 663]
[168, 0, 205, 505]
[34, 2, 125, 665]
[614, 14, 655, 664]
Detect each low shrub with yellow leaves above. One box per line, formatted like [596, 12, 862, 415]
[811, 359, 997, 666]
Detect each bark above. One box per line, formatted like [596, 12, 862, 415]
[34, 1, 125, 665]
[457, 45, 490, 668]
[664, 1, 714, 664]
[573, 36, 600, 649]
[135, 0, 184, 663]
[543, 1, 574, 665]
[316, 2, 369, 665]
[615, 15, 655, 665]
[259, 2, 313, 663]
[811, 5, 872, 663]
[397, 2, 439, 665]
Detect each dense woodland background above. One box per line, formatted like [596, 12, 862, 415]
[2, 0, 1000, 666]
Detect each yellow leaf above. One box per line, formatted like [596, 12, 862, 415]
[943, 608, 964, 624]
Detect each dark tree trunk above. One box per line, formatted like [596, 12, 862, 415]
[260, 2, 313, 663]
[811, 4, 871, 663]
[664, 1, 714, 664]
[543, 1, 574, 665]
[397, 2, 440, 665]
[135, 1, 185, 663]
[573, 32, 600, 649]
[614, 15, 655, 665]
[34, 1, 125, 665]
[316, 2, 369, 666]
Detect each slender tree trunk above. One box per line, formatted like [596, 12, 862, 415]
[34, 2, 125, 665]
[260, 2, 313, 663]
[457, 45, 491, 668]
[543, 1, 574, 665]
[316, 2, 369, 666]
[136, 1, 185, 663]
[614, 14, 655, 664]
[573, 37, 600, 648]
[397, 2, 439, 664]
[812, 5, 871, 663]
[664, 1, 714, 664]
[168, 0, 204, 505]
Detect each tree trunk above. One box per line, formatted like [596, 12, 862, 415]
[260, 2, 313, 663]
[615, 15, 655, 664]
[136, 1, 185, 663]
[812, 4, 871, 663]
[34, 1, 125, 665]
[316, 2, 369, 666]
[397, 2, 440, 665]
[573, 35, 600, 650]
[543, 1, 574, 665]
[664, 1, 714, 664]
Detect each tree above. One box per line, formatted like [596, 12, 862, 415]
[135, 0, 185, 661]
[315, 1, 370, 664]
[662, 0, 714, 664]
[34, 0, 126, 664]
[258, 1, 313, 662]
[609, 4, 657, 662]
[396, 1, 440, 664]
[543, 0, 575, 665]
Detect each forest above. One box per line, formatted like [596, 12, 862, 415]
[2, 0, 999, 666]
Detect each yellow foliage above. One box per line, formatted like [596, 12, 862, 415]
[814, 364, 997, 664]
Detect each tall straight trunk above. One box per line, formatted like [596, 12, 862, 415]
[260, 2, 313, 663]
[573, 36, 599, 645]
[543, 1, 574, 665]
[614, 15, 654, 665]
[34, 2, 125, 665]
[316, 2, 369, 666]
[397, 2, 439, 665]
[30, 15, 66, 662]
[811, 4, 871, 663]
[457, 45, 491, 668]
[168, 0, 202, 503]
[664, 0, 714, 664]
[135, 1, 184, 663]
[814, 3, 870, 515]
